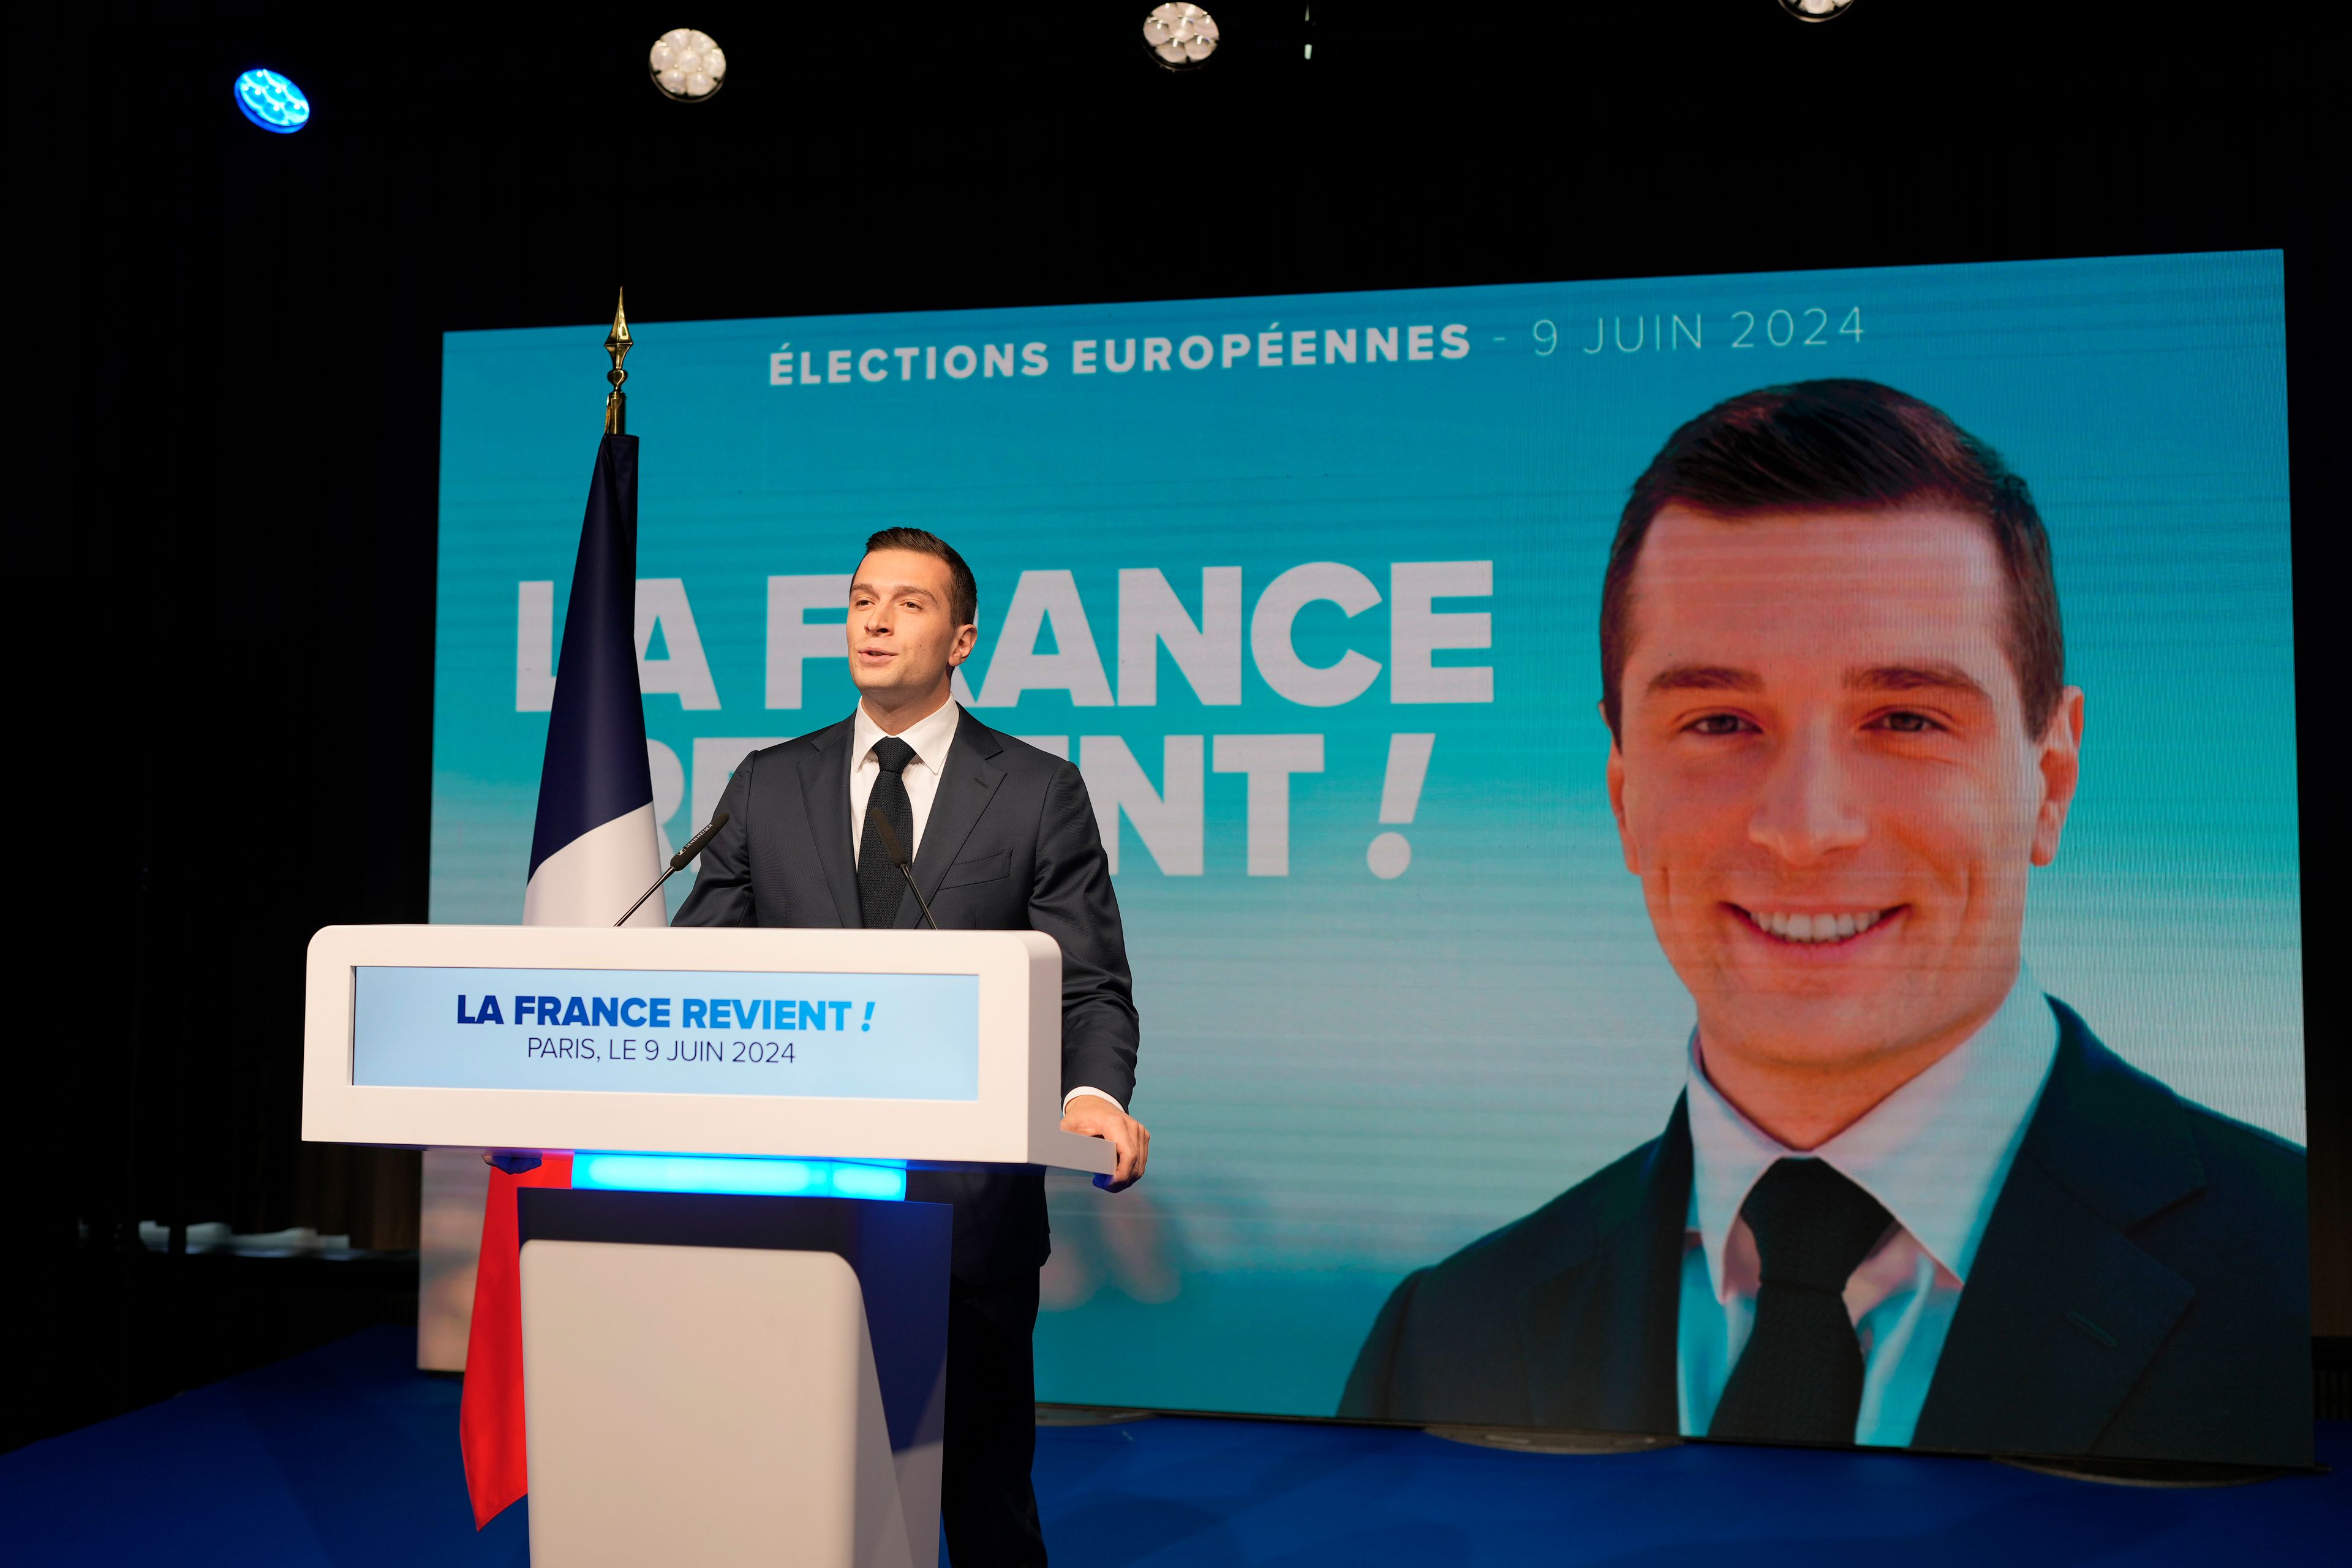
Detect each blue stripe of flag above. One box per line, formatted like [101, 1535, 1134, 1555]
[528, 432, 654, 881]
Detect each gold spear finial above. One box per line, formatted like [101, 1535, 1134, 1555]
[603, 288, 633, 435]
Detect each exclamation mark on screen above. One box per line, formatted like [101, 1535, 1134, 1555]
[862, 1002, 875, 1032]
[1368, 734, 1436, 880]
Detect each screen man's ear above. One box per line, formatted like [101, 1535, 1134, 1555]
[2029, 685, 2086, 869]
[1602, 701, 1640, 876]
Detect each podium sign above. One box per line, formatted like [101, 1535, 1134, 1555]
[353, 966, 981, 1100]
[303, 924, 1111, 1174]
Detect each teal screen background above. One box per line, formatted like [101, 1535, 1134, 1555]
[432, 251, 2301, 1418]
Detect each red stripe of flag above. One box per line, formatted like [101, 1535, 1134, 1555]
[459, 1154, 574, 1529]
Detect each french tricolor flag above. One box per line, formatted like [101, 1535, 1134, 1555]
[461, 429, 663, 1528]
[522, 431, 667, 929]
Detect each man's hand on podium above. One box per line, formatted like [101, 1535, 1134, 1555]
[1061, 1093, 1151, 1191]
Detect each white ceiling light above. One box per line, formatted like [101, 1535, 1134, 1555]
[1778, 0, 1858, 19]
[649, 28, 726, 100]
[1144, 4, 1219, 69]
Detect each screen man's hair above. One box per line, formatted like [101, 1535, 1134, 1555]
[1599, 379, 2063, 739]
[862, 526, 979, 630]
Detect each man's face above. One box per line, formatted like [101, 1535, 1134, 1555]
[847, 548, 975, 707]
[1608, 504, 2083, 1077]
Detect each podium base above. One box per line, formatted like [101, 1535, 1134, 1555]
[519, 1191, 951, 1568]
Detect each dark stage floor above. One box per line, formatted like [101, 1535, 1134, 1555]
[7, 1328, 2342, 1566]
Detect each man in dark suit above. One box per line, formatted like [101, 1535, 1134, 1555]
[1341, 381, 2309, 1466]
[674, 527, 1150, 1565]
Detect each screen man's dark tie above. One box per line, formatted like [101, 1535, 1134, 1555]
[1706, 1156, 1894, 1445]
[858, 737, 917, 929]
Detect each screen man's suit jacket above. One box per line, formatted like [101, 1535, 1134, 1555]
[1340, 1001, 2311, 1466]
[671, 707, 1139, 1285]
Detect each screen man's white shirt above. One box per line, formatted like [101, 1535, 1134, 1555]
[1676, 966, 2062, 1446]
[850, 697, 1123, 1116]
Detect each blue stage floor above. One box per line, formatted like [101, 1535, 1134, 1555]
[7, 1328, 2342, 1566]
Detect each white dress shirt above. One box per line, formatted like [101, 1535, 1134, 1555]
[1676, 965, 2060, 1446]
[847, 698, 1123, 1116]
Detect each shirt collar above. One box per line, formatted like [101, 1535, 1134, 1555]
[852, 697, 962, 775]
[1684, 966, 2059, 1303]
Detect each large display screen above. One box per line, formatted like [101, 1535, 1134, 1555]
[434, 251, 2307, 1464]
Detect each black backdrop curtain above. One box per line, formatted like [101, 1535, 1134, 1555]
[14, 0, 2345, 1447]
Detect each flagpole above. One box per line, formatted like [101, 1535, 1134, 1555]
[604, 288, 631, 434]
[463, 287, 648, 1530]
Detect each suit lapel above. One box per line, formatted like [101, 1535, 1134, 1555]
[797, 719, 861, 928]
[894, 709, 1006, 930]
[1519, 1096, 1689, 1434]
[1912, 1001, 2203, 1455]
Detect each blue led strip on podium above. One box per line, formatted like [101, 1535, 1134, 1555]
[575, 1153, 907, 1201]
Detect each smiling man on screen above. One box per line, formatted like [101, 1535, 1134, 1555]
[675, 528, 1150, 1566]
[1340, 380, 2308, 1465]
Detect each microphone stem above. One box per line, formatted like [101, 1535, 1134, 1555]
[612, 864, 676, 927]
[613, 812, 728, 926]
[895, 858, 941, 931]
[867, 804, 940, 930]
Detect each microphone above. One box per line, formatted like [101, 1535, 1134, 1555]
[866, 806, 940, 931]
[612, 812, 730, 927]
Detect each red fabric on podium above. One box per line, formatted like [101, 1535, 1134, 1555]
[459, 1154, 574, 1529]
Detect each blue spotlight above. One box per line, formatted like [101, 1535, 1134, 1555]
[234, 69, 311, 134]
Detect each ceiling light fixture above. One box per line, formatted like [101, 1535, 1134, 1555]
[1144, 4, 1219, 70]
[1777, 0, 1859, 20]
[649, 28, 726, 101]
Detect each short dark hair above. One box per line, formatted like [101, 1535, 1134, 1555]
[861, 527, 978, 629]
[1599, 379, 2062, 739]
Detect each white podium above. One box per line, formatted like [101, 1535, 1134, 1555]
[301, 924, 1114, 1568]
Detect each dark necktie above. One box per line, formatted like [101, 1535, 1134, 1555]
[1706, 1156, 1893, 1446]
[857, 736, 916, 929]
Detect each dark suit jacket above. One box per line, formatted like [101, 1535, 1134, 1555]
[1340, 1000, 2312, 1466]
[671, 707, 1140, 1285]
